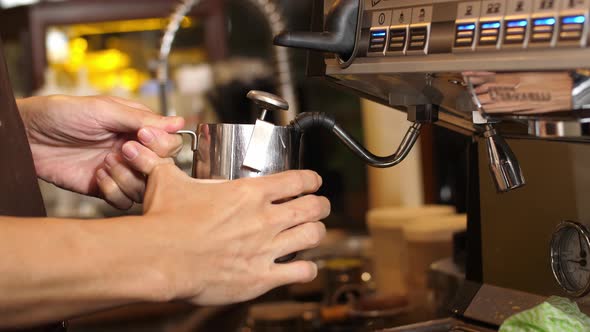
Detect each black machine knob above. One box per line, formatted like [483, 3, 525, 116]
[273, 0, 359, 60]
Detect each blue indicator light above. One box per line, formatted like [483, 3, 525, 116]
[534, 18, 556, 26]
[481, 22, 501, 29]
[371, 31, 387, 37]
[457, 24, 476, 30]
[507, 20, 528, 28]
[562, 15, 586, 24]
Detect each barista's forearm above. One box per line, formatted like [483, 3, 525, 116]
[0, 215, 170, 328]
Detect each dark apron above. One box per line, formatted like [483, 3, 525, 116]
[0, 41, 66, 332]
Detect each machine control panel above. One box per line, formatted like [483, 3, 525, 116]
[364, 0, 589, 56]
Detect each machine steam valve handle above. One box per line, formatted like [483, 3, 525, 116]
[247, 90, 289, 121]
[273, 0, 360, 60]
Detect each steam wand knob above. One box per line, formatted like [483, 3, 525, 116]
[247, 90, 289, 121]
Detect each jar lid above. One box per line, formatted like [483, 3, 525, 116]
[404, 214, 467, 242]
[367, 205, 456, 229]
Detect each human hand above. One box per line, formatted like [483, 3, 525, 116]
[121, 141, 330, 305]
[18, 95, 184, 209]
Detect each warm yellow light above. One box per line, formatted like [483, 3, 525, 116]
[86, 49, 130, 72]
[62, 17, 198, 37]
[70, 38, 88, 52]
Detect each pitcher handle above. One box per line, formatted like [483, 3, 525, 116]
[176, 130, 199, 151]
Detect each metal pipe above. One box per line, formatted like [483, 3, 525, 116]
[158, 0, 200, 116]
[333, 122, 422, 168]
[158, 0, 298, 123]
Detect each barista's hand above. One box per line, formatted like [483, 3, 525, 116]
[18, 95, 184, 209]
[122, 141, 330, 304]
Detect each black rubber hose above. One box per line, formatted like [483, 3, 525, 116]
[290, 112, 422, 168]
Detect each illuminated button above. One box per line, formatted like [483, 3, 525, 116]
[562, 15, 585, 24]
[408, 26, 428, 51]
[454, 22, 476, 48]
[506, 34, 525, 41]
[480, 36, 498, 42]
[506, 19, 528, 28]
[530, 17, 555, 43]
[558, 15, 585, 42]
[504, 19, 528, 45]
[457, 31, 474, 37]
[560, 31, 582, 38]
[532, 32, 553, 40]
[387, 28, 407, 52]
[481, 29, 499, 35]
[533, 25, 553, 32]
[507, 27, 526, 34]
[478, 21, 500, 46]
[562, 24, 583, 31]
[369, 29, 388, 53]
[533, 17, 556, 26]
[481, 22, 501, 29]
[456, 37, 474, 44]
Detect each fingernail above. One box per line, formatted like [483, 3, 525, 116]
[138, 128, 155, 144]
[122, 144, 138, 160]
[96, 169, 108, 182]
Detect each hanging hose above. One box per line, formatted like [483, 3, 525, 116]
[290, 112, 423, 168]
[158, 0, 298, 123]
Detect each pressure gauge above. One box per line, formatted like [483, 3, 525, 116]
[551, 221, 590, 297]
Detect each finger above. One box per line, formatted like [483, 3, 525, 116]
[270, 195, 331, 230]
[91, 96, 185, 133]
[137, 127, 184, 158]
[269, 261, 318, 287]
[104, 153, 146, 203]
[104, 96, 153, 112]
[121, 141, 175, 176]
[96, 169, 134, 210]
[249, 170, 322, 202]
[272, 222, 326, 258]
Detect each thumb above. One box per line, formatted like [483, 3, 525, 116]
[96, 96, 185, 133]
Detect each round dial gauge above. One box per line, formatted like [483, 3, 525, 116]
[551, 221, 590, 297]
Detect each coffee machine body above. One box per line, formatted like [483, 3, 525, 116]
[274, 0, 590, 329]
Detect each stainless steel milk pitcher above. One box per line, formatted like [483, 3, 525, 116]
[177, 91, 301, 180]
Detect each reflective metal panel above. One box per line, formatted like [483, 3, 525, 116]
[193, 124, 302, 180]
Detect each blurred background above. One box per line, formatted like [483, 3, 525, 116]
[0, 0, 470, 330]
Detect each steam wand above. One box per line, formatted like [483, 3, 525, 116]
[290, 113, 422, 168]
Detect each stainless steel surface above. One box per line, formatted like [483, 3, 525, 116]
[158, 0, 200, 116]
[333, 122, 423, 167]
[247, 90, 290, 121]
[483, 124, 525, 192]
[550, 220, 590, 297]
[189, 123, 301, 180]
[176, 130, 199, 151]
[243, 91, 291, 171]
[462, 285, 545, 327]
[478, 138, 590, 297]
[243, 120, 278, 171]
[158, 0, 299, 123]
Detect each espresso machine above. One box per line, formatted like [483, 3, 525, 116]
[270, 0, 590, 330]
